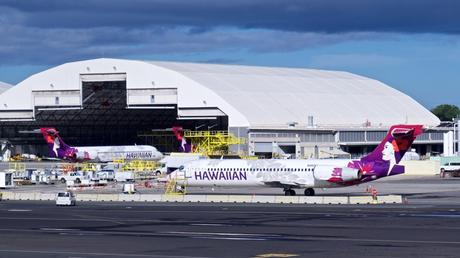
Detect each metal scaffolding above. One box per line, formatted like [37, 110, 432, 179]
[184, 130, 245, 156]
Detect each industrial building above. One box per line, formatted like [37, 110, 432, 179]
[0, 58, 443, 158]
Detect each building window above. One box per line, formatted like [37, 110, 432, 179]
[55, 96, 59, 105]
[150, 95, 155, 104]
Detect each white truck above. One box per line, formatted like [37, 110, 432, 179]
[95, 170, 116, 181]
[155, 153, 206, 175]
[440, 162, 460, 177]
[115, 171, 134, 182]
[58, 172, 83, 184]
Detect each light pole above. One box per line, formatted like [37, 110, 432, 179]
[454, 118, 460, 156]
[456, 119, 460, 156]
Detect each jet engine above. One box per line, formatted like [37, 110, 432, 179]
[313, 166, 362, 183]
[74, 150, 97, 161]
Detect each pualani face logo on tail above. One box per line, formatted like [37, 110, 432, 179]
[40, 128, 78, 160]
[172, 126, 192, 152]
[346, 125, 423, 184]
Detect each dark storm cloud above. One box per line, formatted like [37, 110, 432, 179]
[2, 0, 460, 33]
[0, 0, 459, 66]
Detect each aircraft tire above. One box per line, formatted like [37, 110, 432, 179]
[284, 189, 296, 196]
[304, 188, 315, 196]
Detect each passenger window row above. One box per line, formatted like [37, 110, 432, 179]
[192, 168, 314, 172]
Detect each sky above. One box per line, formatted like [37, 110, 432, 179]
[0, 0, 459, 109]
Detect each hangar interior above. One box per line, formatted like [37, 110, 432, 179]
[0, 58, 444, 159]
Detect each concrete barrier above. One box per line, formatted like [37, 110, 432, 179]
[0, 191, 403, 205]
[38, 193, 56, 201]
[322, 196, 348, 204]
[76, 194, 98, 202]
[298, 196, 324, 204]
[205, 195, 228, 203]
[119, 194, 141, 202]
[274, 196, 299, 204]
[227, 195, 252, 203]
[97, 194, 119, 202]
[378, 195, 403, 204]
[15, 192, 37, 201]
[349, 196, 374, 204]
[1, 192, 15, 200]
[161, 194, 184, 202]
[183, 195, 206, 203]
[136, 194, 159, 202]
[251, 195, 276, 203]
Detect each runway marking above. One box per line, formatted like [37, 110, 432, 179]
[167, 231, 278, 237]
[165, 231, 460, 245]
[1, 226, 460, 245]
[409, 214, 460, 218]
[255, 254, 299, 258]
[2, 216, 460, 231]
[7, 209, 31, 212]
[40, 228, 80, 231]
[193, 236, 266, 241]
[0, 249, 211, 258]
[190, 223, 228, 227]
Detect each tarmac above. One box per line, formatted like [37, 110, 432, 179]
[1, 201, 460, 258]
[2, 174, 460, 257]
[3, 174, 460, 204]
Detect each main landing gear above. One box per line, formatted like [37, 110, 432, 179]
[284, 188, 315, 196]
[284, 189, 296, 196]
[304, 188, 315, 196]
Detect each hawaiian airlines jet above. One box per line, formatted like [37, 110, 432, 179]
[169, 125, 423, 196]
[40, 128, 163, 162]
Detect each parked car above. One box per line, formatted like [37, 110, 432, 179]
[440, 162, 460, 177]
[55, 191, 76, 206]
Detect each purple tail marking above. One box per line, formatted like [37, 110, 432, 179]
[348, 124, 423, 179]
[40, 128, 77, 160]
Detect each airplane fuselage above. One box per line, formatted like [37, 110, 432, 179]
[172, 158, 368, 189]
[74, 145, 163, 162]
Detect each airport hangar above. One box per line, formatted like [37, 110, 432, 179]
[0, 58, 443, 159]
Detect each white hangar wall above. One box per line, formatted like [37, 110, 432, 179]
[0, 58, 439, 128]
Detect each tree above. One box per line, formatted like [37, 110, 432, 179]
[431, 104, 460, 121]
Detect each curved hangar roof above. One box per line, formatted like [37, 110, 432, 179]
[0, 81, 12, 93]
[0, 58, 439, 128]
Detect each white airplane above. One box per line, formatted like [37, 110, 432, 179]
[40, 128, 163, 162]
[168, 124, 423, 196]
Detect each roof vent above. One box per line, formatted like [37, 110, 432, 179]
[287, 121, 298, 128]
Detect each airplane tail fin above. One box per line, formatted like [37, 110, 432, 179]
[172, 126, 192, 153]
[40, 128, 72, 158]
[361, 124, 423, 165]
